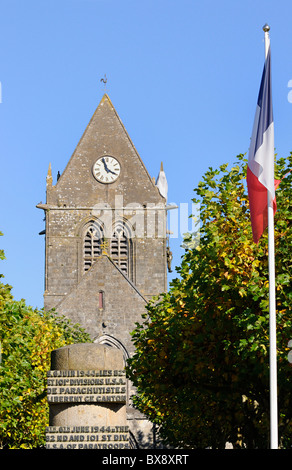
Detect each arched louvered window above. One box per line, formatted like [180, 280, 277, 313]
[83, 222, 104, 273]
[110, 221, 132, 280]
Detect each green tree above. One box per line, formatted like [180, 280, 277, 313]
[0, 235, 92, 448]
[127, 153, 292, 449]
[0, 231, 13, 305]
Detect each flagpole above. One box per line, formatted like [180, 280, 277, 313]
[263, 23, 278, 450]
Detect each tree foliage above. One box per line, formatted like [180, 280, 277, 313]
[126, 153, 292, 449]
[0, 233, 92, 448]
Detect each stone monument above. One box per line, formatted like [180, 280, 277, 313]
[45, 343, 130, 449]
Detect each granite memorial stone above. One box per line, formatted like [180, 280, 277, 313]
[46, 343, 129, 449]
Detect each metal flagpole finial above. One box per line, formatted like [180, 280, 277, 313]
[263, 24, 270, 58]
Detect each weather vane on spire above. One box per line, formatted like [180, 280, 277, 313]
[100, 74, 107, 92]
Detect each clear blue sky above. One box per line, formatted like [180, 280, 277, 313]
[1, 0, 292, 309]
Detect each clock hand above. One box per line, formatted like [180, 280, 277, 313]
[108, 169, 117, 175]
[101, 158, 110, 173]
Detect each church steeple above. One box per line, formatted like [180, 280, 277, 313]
[38, 93, 167, 340]
[45, 93, 163, 209]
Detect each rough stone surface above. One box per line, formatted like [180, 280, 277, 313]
[48, 344, 126, 427]
[51, 343, 124, 370]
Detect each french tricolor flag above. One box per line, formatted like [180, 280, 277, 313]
[247, 42, 279, 244]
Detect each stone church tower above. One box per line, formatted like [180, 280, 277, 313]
[37, 94, 168, 447]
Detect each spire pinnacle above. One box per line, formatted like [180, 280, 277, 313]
[46, 162, 53, 187]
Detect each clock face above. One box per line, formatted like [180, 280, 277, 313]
[93, 156, 121, 183]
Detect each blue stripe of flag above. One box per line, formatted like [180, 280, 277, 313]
[255, 47, 273, 156]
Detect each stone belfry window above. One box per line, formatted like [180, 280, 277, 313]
[110, 222, 132, 280]
[83, 222, 104, 273]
